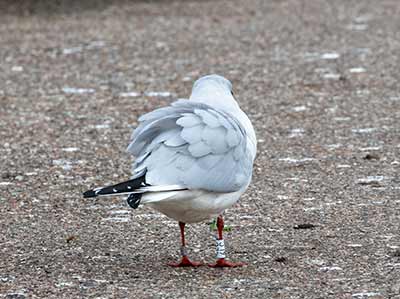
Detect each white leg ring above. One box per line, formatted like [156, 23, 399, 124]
[216, 239, 226, 259]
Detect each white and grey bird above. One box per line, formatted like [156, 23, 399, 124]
[83, 74, 257, 267]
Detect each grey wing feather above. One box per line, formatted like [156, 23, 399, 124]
[176, 114, 202, 127]
[226, 128, 240, 147]
[202, 126, 228, 154]
[127, 100, 254, 192]
[194, 109, 220, 128]
[164, 131, 186, 147]
[188, 141, 212, 157]
[181, 124, 204, 144]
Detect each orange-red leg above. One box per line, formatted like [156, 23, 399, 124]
[208, 215, 245, 268]
[168, 222, 202, 267]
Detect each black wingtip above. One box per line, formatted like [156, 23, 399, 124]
[83, 189, 97, 198]
[127, 193, 142, 209]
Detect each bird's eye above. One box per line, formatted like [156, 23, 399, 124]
[231, 91, 235, 97]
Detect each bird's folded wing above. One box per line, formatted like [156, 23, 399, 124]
[127, 100, 253, 193]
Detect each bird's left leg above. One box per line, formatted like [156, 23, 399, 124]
[209, 215, 245, 267]
[168, 222, 202, 267]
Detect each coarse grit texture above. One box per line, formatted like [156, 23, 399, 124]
[1, 1, 399, 298]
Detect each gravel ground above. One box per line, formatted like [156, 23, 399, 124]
[1, 1, 400, 298]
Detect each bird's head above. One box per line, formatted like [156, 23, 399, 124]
[189, 74, 238, 111]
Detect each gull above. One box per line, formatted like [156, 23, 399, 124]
[83, 74, 257, 267]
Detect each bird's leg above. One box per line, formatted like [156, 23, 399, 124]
[209, 215, 245, 268]
[168, 222, 202, 267]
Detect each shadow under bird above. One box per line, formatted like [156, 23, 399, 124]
[83, 74, 257, 267]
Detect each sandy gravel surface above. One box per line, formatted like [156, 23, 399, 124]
[1, 1, 399, 298]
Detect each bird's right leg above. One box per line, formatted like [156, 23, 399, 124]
[208, 215, 245, 267]
[168, 222, 202, 267]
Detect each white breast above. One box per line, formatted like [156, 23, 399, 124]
[142, 189, 245, 223]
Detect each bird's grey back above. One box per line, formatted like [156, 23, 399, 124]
[127, 100, 255, 193]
